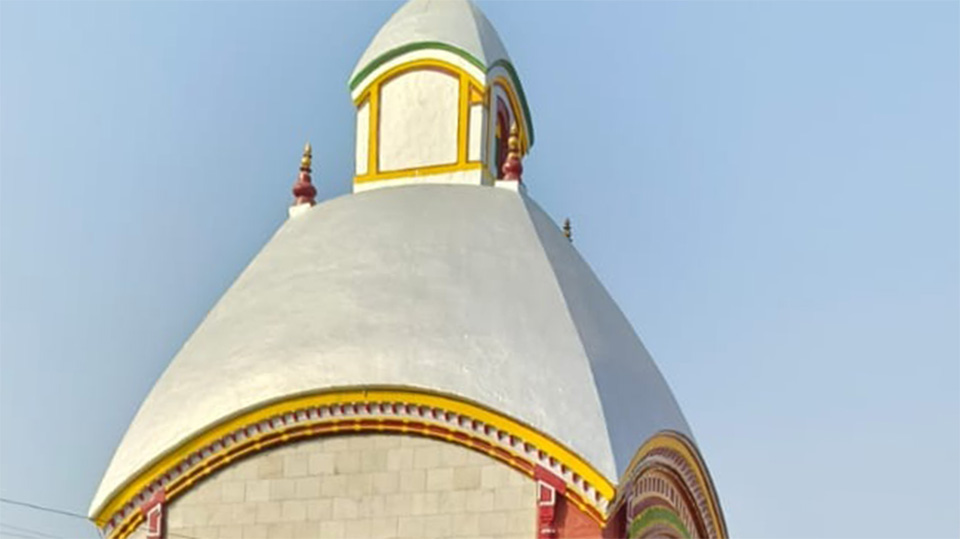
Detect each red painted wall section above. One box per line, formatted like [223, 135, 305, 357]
[138, 489, 166, 539]
[555, 499, 604, 538]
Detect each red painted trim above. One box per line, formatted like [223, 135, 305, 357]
[138, 489, 165, 539]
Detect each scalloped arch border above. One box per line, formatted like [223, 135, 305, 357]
[93, 387, 615, 538]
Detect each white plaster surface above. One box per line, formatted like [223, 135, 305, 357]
[351, 0, 510, 87]
[91, 185, 691, 516]
[287, 204, 312, 220]
[467, 104, 483, 163]
[378, 70, 459, 172]
[355, 101, 370, 176]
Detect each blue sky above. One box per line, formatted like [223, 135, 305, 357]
[1, 1, 957, 538]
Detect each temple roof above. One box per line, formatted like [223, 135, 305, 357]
[350, 0, 511, 88]
[90, 185, 692, 516]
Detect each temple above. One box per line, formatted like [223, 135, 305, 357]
[89, 1, 726, 538]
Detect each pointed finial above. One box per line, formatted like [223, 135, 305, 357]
[292, 141, 317, 207]
[501, 121, 523, 182]
[563, 218, 572, 242]
[301, 142, 312, 170]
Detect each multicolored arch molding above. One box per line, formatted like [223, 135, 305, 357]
[612, 431, 728, 539]
[93, 387, 615, 539]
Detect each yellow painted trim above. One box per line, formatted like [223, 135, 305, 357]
[355, 161, 483, 183]
[93, 387, 615, 531]
[457, 73, 469, 165]
[352, 87, 369, 107]
[469, 84, 484, 105]
[619, 431, 726, 539]
[370, 58, 482, 94]
[492, 76, 528, 155]
[367, 89, 378, 178]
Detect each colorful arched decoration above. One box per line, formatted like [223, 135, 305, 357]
[491, 76, 529, 154]
[611, 431, 727, 539]
[93, 387, 616, 539]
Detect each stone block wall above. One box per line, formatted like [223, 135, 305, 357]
[160, 433, 536, 538]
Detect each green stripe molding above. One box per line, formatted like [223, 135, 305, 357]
[628, 507, 692, 539]
[349, 41, 535, 146]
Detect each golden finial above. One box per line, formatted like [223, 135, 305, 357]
[507, 121, 521, 158]
[300, 142, 312, 170]
[563, 218, 572, 241]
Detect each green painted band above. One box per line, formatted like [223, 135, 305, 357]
[349, 41, 485, 90]
[349, 41, 535, 146]
[628, 507, 692, 539]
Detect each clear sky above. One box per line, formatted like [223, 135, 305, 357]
[1, 1, 957, 538]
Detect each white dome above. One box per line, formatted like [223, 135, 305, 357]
[90, 185, 691, 515]
[350, 0, 511, 87]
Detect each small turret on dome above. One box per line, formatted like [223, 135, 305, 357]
[349, 0, 534, 193]
[289, 142, 316, 218]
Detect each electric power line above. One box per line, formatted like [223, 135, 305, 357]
[0, 522, 62, 539]
[0, 497, 199, 539]
[0, 498, 86, 521]
[1, 531, 46, 539]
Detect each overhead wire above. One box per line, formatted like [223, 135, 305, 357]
[0, 522, 62, 539]
[0, 498, 87, 521]
[0, 497, 200, 539]
[1, 531, 46, 539]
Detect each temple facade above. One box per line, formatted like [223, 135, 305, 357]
[89, 1, 726, 538]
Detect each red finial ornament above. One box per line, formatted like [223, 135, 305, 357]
[501, 121, 523, 182]
[292, 142, 316, 206]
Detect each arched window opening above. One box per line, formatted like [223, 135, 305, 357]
[495, 97, 510, 178]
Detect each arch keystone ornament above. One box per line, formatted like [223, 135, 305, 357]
[138, 489, 165, 539]
[536, 465, 567, 539]
[89, 1, 726, 538]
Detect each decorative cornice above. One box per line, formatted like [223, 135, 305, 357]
[94, 388, 615, 538]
